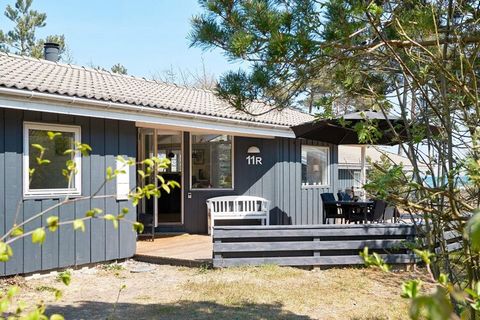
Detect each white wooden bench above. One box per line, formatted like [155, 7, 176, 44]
[206, 196, 271, 235]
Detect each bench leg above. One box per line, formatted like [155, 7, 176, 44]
[210, 219, 214, 236]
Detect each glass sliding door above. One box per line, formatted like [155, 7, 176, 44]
[156, 133, 182, 223]
[137, 128, 183, 228]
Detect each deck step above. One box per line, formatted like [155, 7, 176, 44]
[133, 254, 212, 268]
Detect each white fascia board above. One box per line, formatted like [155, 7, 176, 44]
[0, 92, 295, 139]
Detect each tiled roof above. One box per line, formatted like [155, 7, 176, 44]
[0, 52, 313, 126]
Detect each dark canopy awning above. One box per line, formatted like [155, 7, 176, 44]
[291, 111, 412, 146]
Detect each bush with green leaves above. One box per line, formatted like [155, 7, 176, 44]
[0, 131, 179, 319]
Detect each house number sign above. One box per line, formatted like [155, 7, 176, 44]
[246, 155, 262, 165]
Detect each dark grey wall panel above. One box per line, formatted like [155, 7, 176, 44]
[0, 108, 137, 276]
[184, 135, 337, 234]
[58, 202, 75, 268]
[74, 116, 91, 265]
[23, 200, 41, 273]
[89, 118, 106, 263]
[41, 199, 59, 270]
[4, 109, 23, 275]
[105, 119, 119, 261]
[0, 109, 5, 276]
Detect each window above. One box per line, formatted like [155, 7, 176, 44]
[301, 145, 329, 187]
[23, 122, 81, 197]
[353, 171, 361, 188]
[191, 134, 233, 189]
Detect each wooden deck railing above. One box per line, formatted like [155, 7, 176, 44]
[212, 224, 418, 268]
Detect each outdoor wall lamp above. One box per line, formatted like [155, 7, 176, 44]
[247, 146, 260, 154]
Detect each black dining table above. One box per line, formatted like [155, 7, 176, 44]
[335, 200, 374, 223]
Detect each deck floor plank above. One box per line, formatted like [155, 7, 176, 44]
[135, 234, 212, 264]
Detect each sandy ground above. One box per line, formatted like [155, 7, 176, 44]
[1, 261, 419, 320]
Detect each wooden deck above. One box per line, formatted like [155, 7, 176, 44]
[134, 234, 212, 267]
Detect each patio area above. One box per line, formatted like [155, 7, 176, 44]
[134, 234, 212, 267]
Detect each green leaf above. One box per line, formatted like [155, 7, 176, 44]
[0, 298, 9, 313]
[401, 280, 421, 299]
[137, 170, 146, 178]
[54, 289, 63, 301]
[413, 249, 434, 265]
[63, 149, 74, 155]
[73, 219, 85, 232]
[47, 131, 62, 140]
[58, 270, 71, 286]
[106, 166, 113, 180]
[168, 180, 181, 188]
[104, 214, 118, 229]
[104, 214, 116, 221]
[0, 242, 13, 262]
[133, 222, 144, 234]
[50, 314, 64, 320]
[438, 273, 448, 286]
[46, 216, 59, 232]
[161, 184, 171, 194]
[142, 159, 154, 167]
[465, 209, 480, 252]
[11, 225, 24, 237]
[85, 208, 103, 217]
[7, 285, 19, 299]
[36, 157, 51, 165]
[31, 144, 45, 152]
[77, 143, 92, 156]
[410, 287, 453, 320]
[32, 228, 46, 244]
[121, 207, 129, 214]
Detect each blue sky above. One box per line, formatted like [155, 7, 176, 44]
[0, 0, 238, 79]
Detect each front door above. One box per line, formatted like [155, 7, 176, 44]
[138, 128, 183, 228]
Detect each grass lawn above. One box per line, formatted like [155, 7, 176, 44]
[4, 261, 421, 319]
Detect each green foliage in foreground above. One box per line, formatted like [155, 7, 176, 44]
[0, 132, 179, 318]
[361, 210, 480, 319]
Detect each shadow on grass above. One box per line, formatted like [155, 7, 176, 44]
[47, 300, 313, 320]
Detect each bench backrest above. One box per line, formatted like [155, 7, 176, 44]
[207, 196, 270, 214]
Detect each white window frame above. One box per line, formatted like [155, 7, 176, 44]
[189, 133, 234, 191]
[301, 145, 330, 188]
[23, 122, 82, 198]
[353, 170, 362, 188]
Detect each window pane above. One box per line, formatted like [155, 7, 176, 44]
[301, 146, 328, 186]
[191, 134, 232, 189]
[29, 129, 75, 190]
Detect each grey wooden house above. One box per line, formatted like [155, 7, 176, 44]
[0, 50, 339, 276]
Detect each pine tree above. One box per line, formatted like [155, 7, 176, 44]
[0, 0, 69, 60]
[190, 2, 480, 318]
[110, 63, 128, 75]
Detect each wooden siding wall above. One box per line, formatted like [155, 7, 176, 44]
[212, 224, 416, 268]
[184, 135, 338, 234]
[0, 108, 137, 276]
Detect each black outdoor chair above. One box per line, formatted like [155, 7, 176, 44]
[337, 191, 353, 201]
[382, 206, 399, 223]
[321, 193, 345, 224]
[367, 200, 388, 223]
